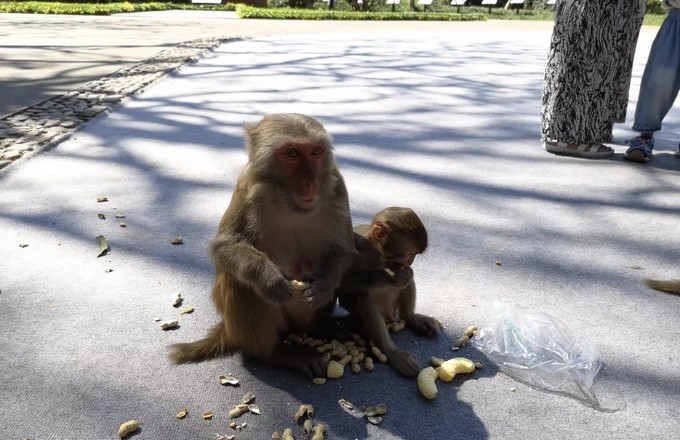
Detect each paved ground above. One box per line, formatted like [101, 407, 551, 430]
[0, 11, 557, 118]
[1, 11, 678, 440]
[0, 11, 561, 169]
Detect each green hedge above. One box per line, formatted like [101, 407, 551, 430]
[0, 1, 237, 14]
[0, 1, 172, 14]
[235, 5, 486, 21]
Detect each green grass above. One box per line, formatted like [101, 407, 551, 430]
[643, 14, 666, 26]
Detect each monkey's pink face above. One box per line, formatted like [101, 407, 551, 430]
[275, 143, 326, 211]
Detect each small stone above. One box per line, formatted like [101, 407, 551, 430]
[60, 121, 78, 129]
[101, 94, 123, 103]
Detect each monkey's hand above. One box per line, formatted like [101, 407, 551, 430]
[405, 313, 442, 337]
[261, 272, 294, 304]
[391, 266, 414, 289]
[301, 278, 336, 311]
[387, 348, 422, 378]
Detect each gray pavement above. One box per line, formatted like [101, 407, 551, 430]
[0, 11, 556, 118]
[1, 11, 679, 440]
[0, 11, 556, 169]
[0, 11, 238, 118]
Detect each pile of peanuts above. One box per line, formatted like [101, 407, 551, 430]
[285, 333, 389, 383]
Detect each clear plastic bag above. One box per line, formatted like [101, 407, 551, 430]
[471, 303, 615, 410]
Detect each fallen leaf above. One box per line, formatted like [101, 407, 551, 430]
[96, 196, 108, 203]
[19, 243, 29, 248]
[171, 236, 184, 245]
[96, 235, 109, 257]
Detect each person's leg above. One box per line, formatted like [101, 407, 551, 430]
[542, 0, 642, 158]
[627, 9, 680, 162]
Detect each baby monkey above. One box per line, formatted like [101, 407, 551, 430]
[338, 207, 441, 377]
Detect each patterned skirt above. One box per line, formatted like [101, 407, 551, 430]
[541, 0, 645, 144]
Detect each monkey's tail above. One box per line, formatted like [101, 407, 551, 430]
[168, 322, 235, 364]
[643, 279, 680, 295]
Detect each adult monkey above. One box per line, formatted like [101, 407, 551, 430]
[170, 113, 356, 377]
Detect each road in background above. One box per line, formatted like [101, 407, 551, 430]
[0, 10, 557, 118]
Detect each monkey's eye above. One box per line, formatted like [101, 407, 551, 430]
[286, 149, 302, 159]
[311, 146, 324, 156]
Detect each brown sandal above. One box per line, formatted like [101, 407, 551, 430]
[543, 141, 614, 158]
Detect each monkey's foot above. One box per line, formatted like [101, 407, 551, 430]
[388, 348, 422, 378]
[405, 314, 442, 337]
[271, 343, 327, 378]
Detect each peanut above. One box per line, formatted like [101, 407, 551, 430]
[436, 357, 476, 382]
[294, 404, 314, 422]
[228, 404, 249, 418]
[417, 367, 438, 399]
[327, 360, 344, 379]
[303, 419, 314, 434]
[312, 423, 327, 440]
[117, 420, 139, 438]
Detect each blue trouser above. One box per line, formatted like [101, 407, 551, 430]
[632, 8, 680, 133]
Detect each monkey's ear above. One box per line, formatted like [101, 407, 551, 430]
[243, 122, 258, 160]
[371, 221, 390, 244]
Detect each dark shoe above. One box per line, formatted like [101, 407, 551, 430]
[624, 136, 654, 163]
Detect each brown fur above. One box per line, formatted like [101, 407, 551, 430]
[338, 207, 440, 378]
[169, 114, 355, 377]
[644, 279, 680, 295]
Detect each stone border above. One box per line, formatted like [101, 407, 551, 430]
[0, 37, 232, 171]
